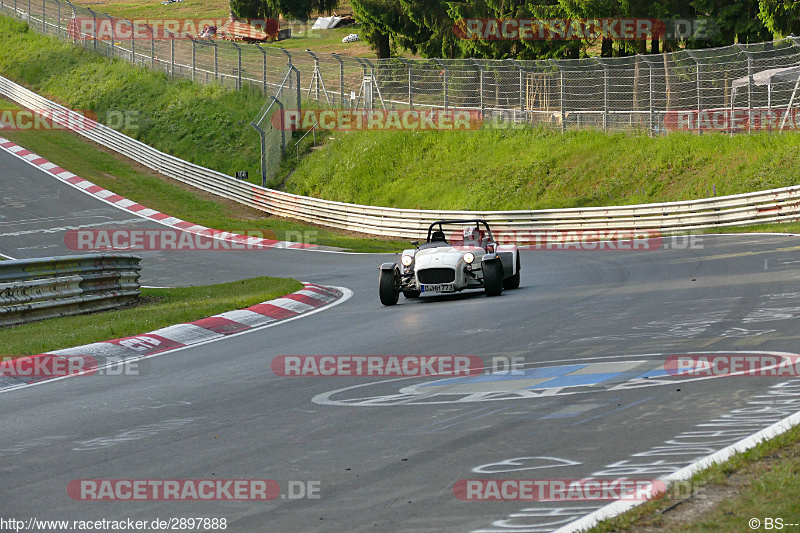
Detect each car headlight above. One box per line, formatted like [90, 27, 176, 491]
[463, 252, 475, 264]
[401, 254, 414, 266]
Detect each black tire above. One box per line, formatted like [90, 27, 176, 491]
[483, 261, 504, 296]
[379, 269, 400, 306]
[403, 290, 421, 299]
[503, 254, 521, 290]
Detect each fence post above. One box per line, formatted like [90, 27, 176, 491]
[105, 14, 114, 57]
[290, 64, 301, 113]
[166, 29, 175, 78]
[211, 39, 218, 81]
[145, 23, 154, 69]
[685, 50, 701, 131]
[471, 59, 484, 117]
[88, 8, 97, 51]
[255, 44, 267, 93]
[510, 58, 525, 113]
[279, 48, 292, 90]
[130, 19, 135, 65]
[231, 41, 241, 89]
[56, 0, 60, 36]
[331, 53, 345, 107]
[41, 0, 45, 33]
[190, 37, 196, 81]
[26, 0, 29, 22]
[639, 55, 656, 136]
[550, 60, 565, 134]
[736, 44, 753, 133]
[595, 58, 609, 131]
[434, 59, 448, 110]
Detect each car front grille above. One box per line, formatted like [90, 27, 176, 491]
[417, 268, 455, 284]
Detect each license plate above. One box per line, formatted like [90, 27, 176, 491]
[421, 283, 455, 292]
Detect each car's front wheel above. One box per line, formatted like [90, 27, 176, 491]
[503, 254, 521, 290]
[379, 269, 400, 306]
[483, 261, 504, 297]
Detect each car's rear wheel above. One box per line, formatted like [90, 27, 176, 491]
[403, 290, 421, 299]
[503, 254, 521, 290]
[379, 269, 400, 306]
[483, 261, 504, 296]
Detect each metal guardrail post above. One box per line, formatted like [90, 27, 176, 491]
[41, 0, 45, 33]
[434, 59, 448, 110]
[331, 53, 345, 107]
[27, 0, 30, 22]
[56, 0, 61, 37]
[255, 44, 267, 93]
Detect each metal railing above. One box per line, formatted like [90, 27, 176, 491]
[0, 254, 141, 326]
[3, 74, 800, 242]
[4, 0, 800, 135]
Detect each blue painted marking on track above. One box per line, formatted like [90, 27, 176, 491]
[633, 368, 671, 379]
[420, 364, 588, 387]
[528, 372, 621, 389]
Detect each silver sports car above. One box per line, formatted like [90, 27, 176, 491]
[379, 219, 521, 306]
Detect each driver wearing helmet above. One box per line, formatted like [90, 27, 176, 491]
[462, 226, 481, 245]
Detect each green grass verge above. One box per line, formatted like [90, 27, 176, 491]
[284, 127, 800, 211]
[0, 276, 303, 356]
[587, 424, 800, 531]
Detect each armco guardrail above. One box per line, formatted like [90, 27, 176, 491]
[2, 74, 800, 240]
[0, 254, 141, 326]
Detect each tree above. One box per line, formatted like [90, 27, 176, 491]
[691, 0, 770, 46]
[229, 0, 275, 19]
[758, 0, 800, 37]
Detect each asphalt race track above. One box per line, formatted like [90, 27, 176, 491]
[3, 145, 800, 532]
